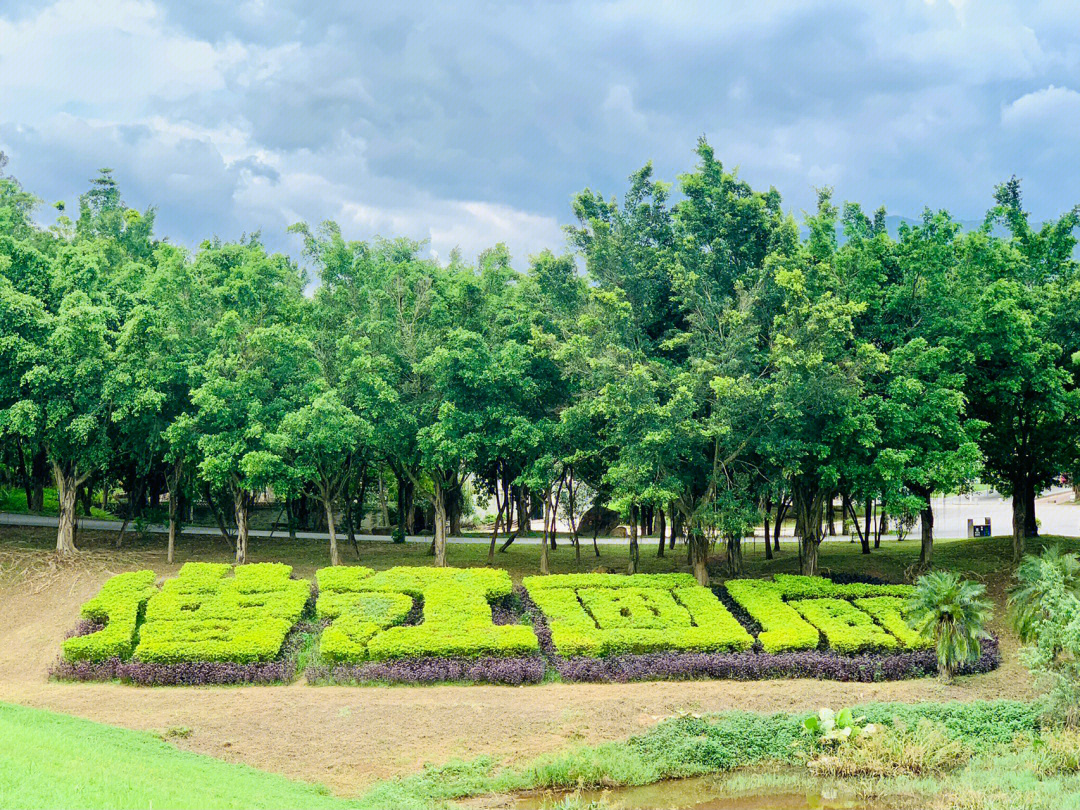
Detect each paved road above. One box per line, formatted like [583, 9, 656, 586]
[0, 512, 628, 545]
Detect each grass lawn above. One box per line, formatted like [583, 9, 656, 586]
[0, 703, 359, 810]
[0, 487, 115, 521]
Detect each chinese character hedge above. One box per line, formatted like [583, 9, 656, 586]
[522, 573, 754, 656]
[314, 566, 539, 662]
[58, 567, 984, 684]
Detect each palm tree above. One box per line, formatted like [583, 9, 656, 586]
[908, 571, 993, 681]
[1008, 545, 1080, 644]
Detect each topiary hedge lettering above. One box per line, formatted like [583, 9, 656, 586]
[55, 567, 994, 685]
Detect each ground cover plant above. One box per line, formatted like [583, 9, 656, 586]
[524, 572, 997, 682]
[55, 561, 313, 684]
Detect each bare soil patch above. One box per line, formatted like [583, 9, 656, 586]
[0, 528, 1037, 797]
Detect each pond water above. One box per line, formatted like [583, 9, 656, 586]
[512, 774, 908, 810]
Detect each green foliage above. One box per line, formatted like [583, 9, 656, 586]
[316, 566, 537, 662]
[807, 718, 971, 777]
[62, 570, 156, 662]
[134, 563, 309, 664]
[1008, 547, 1080, 726]
[854, 596, 932, 649]
[802, 706, 877, 745]
[1009, 544, 1080, 643]
[726, 574, 941, 654]
[723, 579, 820, 653]
[525, 573, 753, 656]
[791, 598, 899, 653]
[907, 570, 994, 679]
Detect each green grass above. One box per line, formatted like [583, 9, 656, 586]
[0, 703, 359, 810]
[0, 487, 116, 520]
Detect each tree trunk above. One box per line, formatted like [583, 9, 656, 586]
[827, 495, 836, 536]
[669, 502, 678, 550]
[774, 498, 788, 552]
[167, 489, 177, 564]
[568, 474, 581, 563]
[627, 504, 639, 574]
[432, 480, 448, 567]
[853, 499, 871, 555]
[449, 485, 463, 537]
[234, 490, 250, 564]
[487, 497, 505, 564]
[726, 534, 743, 576]
[656, 507, 666, 558]
[15, 438, 31, 508]
[1024, 478, 1038, 537]
[763, 498, 773, 561]
[689, 526, 708, 586]
[53, 464, 79, 555]
[378, 475, 390, 527]
[30, 449, 47, 512]
[1011, 475, 1026, 562]
[540, 492, 551, 575]
[918, 503, 934, 570]
[404, 478, 416, 534]
[325, 500, 339, 566]
[793, 484, 824, 576]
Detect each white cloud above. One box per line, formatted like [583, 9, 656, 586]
[1001, 84, 1080, 128]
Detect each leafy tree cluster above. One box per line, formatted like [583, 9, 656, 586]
[0, 145, 1077, 578]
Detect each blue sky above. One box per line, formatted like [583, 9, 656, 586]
[1, 0, 1079, 264]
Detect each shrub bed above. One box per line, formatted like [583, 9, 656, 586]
[54, 563, 313, 684]
[522, 573, 754, 658]
[524, 573, 998, 682]
[56, 568, 997, 685]
[309, 565, 543, 684]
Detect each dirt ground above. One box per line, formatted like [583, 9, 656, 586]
[0, 531, 1038, 798]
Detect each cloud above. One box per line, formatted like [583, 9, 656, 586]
[1001, 85, 1080, 129]
[3, 0, 1080, 265]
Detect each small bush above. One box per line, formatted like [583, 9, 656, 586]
[807, 719, 971, 777]
[62, 571, 157, 662]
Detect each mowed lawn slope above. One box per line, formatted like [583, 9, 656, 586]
[0, 703, 359, 810]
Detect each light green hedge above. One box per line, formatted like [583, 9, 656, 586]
[316, 566, 537, 663]
[724, 574, 923, 654]
[134, 562, 310, 664]
[62, 570, 157, 662]
[524, 574, 754, 657]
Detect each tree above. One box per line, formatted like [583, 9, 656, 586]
[272, 391, 368, 566]
[5, 291, 118, 552]
[873, 339, 982, 570]
[765, 194, 880, 575]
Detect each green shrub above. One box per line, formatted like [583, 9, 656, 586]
[723, 579, 820, 653]
[770, 574, 914, 599]
[62, 570, 157, 662]
[317, 566, 537, 662]
[133, 563, 309, 664]
[907, 570, 993, 680]
[854, 596, 931, 649]
[526, 574, 753, 657]
[791, 597, 899, 653]
[807, 718, 971, 777]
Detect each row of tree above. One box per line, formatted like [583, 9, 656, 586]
[1, 142, 1078, 582]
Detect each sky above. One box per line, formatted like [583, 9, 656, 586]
[1, 0, 1079, 265]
